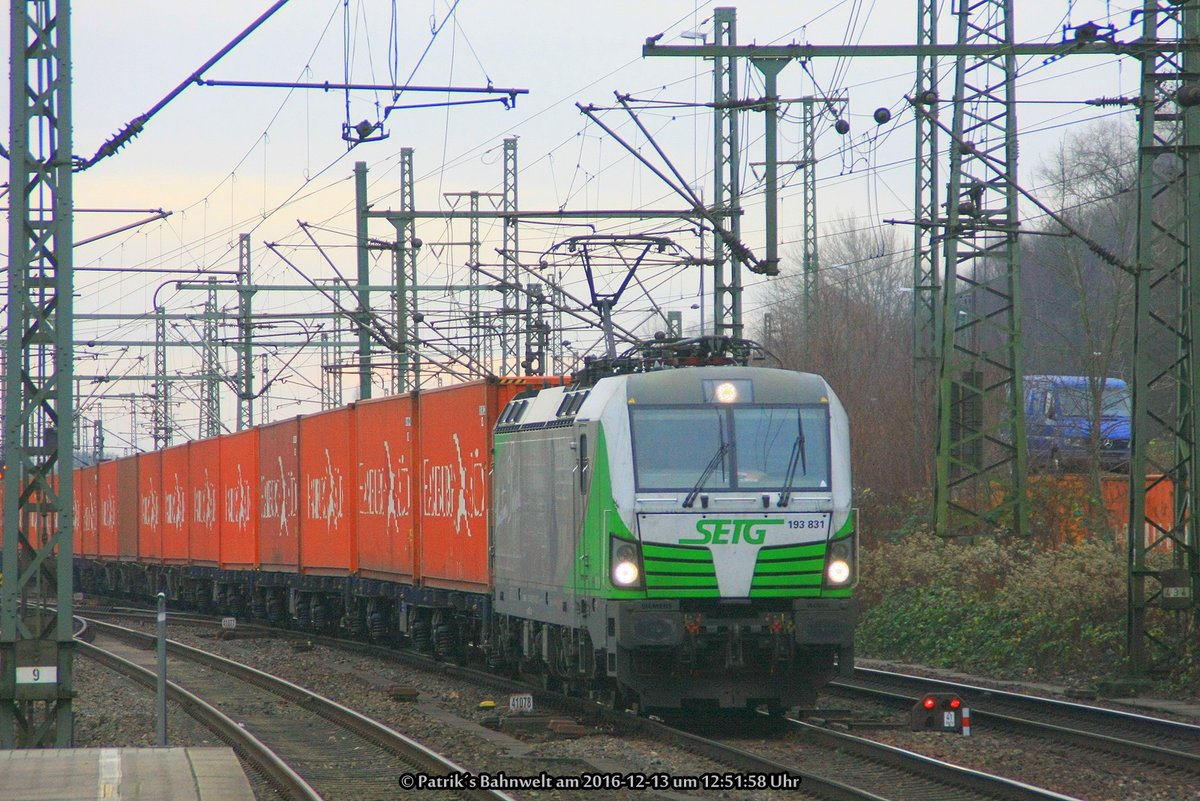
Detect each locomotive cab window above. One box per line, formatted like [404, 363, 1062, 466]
[630, 404, 830, 492]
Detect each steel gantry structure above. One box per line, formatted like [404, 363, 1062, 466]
[1127, 0, 1200, 676]
[361, 139, 709, 392]
[912, 0, 941, 477]
[709, 7, 744, 339]
[645, 4, 1196, 672]
[933, 0, 1028, 538]
[2, 0, 75, 747]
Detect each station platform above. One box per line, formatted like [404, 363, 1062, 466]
[0, 747, 255, 801]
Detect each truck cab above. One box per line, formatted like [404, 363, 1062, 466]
[1024, 375, 1131, 473]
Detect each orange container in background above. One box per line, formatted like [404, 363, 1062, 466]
[299, 407, 356, 575]
[355, 395, 415, 582]
[76, 465, 99, 559]
[116, 457, 139, 561]
[415, 382, 499, 592]
[188, 438, 221, 566]
[98, 460, 119, 559]
[259, 418, 300, 572]
[220, 429, 259, 569]
[160, 444, 190, 564]
[137, 451, 163, 563]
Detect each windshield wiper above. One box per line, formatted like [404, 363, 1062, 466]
[777, 418, 807, 508]
[683, 440, 729, 508]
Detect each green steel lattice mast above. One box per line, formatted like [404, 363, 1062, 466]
[1127, 0, 1200, 675]
[2, 0, 75, 748]
[933, 0, 1029, 538]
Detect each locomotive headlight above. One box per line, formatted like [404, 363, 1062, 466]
[702, 379, 752, 404]
[613, 559, 640, 586]
[610, 537, 644, 588]
[826, 559, 851, 585]
[824, 536, 856, 587]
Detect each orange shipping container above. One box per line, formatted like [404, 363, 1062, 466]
[355, 395, 415, 581]
[160, 444, 190, 564]
[116, 457, 139, 561]
[220, 429, 259, 569]
[259, 418, 300, 572]
[98, 460, 120, 559]
[1029, 474, 1178, 545]
[416, 382, 499, 592]
[299, 407, 356, 575]
[77, 465, 99, 559]
[189, 438, 222, 566]
[138, 451, 163, 563]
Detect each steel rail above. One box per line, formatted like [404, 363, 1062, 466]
[76, 638, 322, 801]
[783, 716, 1080, 801]
[79, 605, 1079, 800]
[84, 617, 515, 801]
[829, 667, 1200, 774]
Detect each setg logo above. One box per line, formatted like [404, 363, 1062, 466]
[680, 518, 785, 545]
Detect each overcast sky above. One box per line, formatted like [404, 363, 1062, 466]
[3, 1, 1141, 451]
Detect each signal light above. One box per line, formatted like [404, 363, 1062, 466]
[911, 692, 966, 733]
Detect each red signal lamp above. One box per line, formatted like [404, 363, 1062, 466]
[911, 692, 966, 732]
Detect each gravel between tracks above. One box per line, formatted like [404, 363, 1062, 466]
[89, 620, 823, 801]
[85, 618, 1200, 801]
[72, 654, 286, 801]
[810, 679, 1199, 801]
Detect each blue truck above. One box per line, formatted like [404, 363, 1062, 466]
[1024, 375, 1132, 473]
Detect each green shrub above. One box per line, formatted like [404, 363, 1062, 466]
[856, 524, 1132, 682]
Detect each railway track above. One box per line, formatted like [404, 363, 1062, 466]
[79, 606, 1081, 801]
[827, 666, 1200, 774]
[770, 716, 1079, 801]
[78, 616, 515, 801]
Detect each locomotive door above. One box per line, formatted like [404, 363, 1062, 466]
[573, 422, 596, 601]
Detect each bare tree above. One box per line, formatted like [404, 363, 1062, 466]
[759, 219, 923, 507]
[1024, 120, 1137, 537]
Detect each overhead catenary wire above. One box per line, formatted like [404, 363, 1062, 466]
[69, 2, 1141, 450]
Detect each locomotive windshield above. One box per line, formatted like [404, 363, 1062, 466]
[630, 404, 831, 492]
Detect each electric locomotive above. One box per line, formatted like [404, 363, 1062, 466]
[488, 337, 856, 713]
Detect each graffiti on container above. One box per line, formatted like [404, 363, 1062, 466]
[261, 455, 299, 536]
[164, 472, 186, 529]
[422, 433, 486, 536]
[100, 487, 116, 531]
[193, 468, 218, 530]
[361, 441, 411, 532]
[307, 448, 345, 528]
[225, 463, 253, 530]
[140, 478, 160, 529]
[82, 491, 98, 536]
